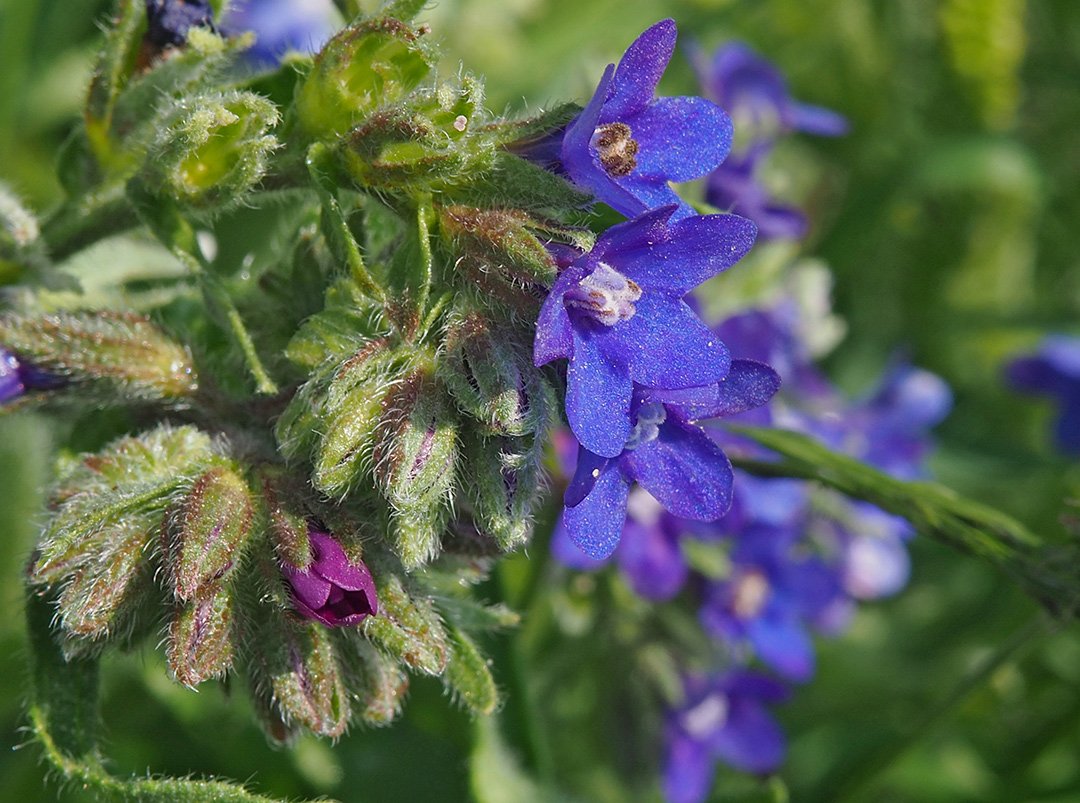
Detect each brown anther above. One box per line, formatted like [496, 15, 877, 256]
[593, 122, 639, 177]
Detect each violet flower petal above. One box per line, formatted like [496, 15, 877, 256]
[566, 330, 634, 458]
[621, 421, 733, 520]
[601, 19, 677, 121]
[629, 96, 733, 182]
[560, 463, 630, 559]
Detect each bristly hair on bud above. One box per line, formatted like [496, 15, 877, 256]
[0, 311, 198, 407]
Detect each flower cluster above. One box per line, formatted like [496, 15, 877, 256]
[534, 21, 780, 560]
[694, 41, 847, 239]
[553, 297, 950, 796]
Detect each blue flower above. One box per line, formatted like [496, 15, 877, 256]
[1006, 335, 1080, 455]
[223, 0, 340, 68]
[534, 206, 756, 458]
[697, 42, 848, 145]
[663, 671, 788, 803]
[699, 528, 842, 682]
[561, 20, 734, 221]
[557, 361, 779, 560]
[694, 42, 847, 240]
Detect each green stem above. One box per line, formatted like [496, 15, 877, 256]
[41, 185, 136, 262]
[25, 587, 310, 802]
[414, 197, 434, 320]
[306, 144, 386, 303]
[173, 248, 280, 396]
[127, 182, 279, 395]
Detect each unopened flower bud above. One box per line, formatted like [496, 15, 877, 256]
[55, 519, 155, 641]
[363, 568, 449, 675]
[443, 626, 498, 716]
[269, 621, 351, 737]
[306, 347, 407, 496]
[462, 430, 548, 551]
[0, 312, 197, 406]
[166, 464, 255, 601]
[337, 633, 409, 726]
[373, 371, 459, 567]
[281, 527, 378, 627]
[167, 581, 235, 686]
[146, 90, 279, 209]
[437, 205, 558, 299]
[440, 311, 551, 436]
[340, 77, 494, 192]
[296, 18, 434, 141]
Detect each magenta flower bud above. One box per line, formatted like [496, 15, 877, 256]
[281, 528, 378, 627]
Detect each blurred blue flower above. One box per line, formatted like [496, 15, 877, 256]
[697, 42, 848, 145]
[699, 528, 842, 682]
[224, 0, 340, 68]
[663, 671, 788, 803]
[0, 348, 63, 404]
[694, 41, 847, 240]
[562, 19, 733, 221]
[533, 206, 755, 458]
[145, 0, 216, 48]
[1007, 335, 1080, 455]
[704, 145, 808, 240]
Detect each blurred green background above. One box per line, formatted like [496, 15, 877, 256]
[1, 0, 1079, 800]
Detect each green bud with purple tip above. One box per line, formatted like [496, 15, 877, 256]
[167, 582, 235, 686]
[0, 311, 197, 406]
[165, 464, 256, 601]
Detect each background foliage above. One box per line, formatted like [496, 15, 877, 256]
[1, 0, 1078, 800]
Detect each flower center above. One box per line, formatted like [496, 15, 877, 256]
[623, 402, 666, 451]
[564, 261, 641, 326]
[592, 122, 639, 177]
[730, 568, 770, 619]
[681, 693, 729, 738]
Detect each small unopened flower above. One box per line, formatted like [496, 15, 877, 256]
[281, 527, 378, 627]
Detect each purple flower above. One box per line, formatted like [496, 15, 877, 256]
[694, 42, 847, 240]
[145, 0, 217, 48]
[281, 527, 378, 627]
[223, 0, 340, 68]
[663, 671, 788, 803]
[704, 145, 808, 240]
[0, 347, 65, 405]
[534, 206, 756, 458]
[1007, 336, 1080, 455]
[558, 361, 780, 560]
[697, 42, 848, 144]
[561, 20, 734, 220]
[700, 529, 842, 682]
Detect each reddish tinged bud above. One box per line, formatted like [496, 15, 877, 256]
[167, 582, 235, 686]
[281, 527, 378, 627]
